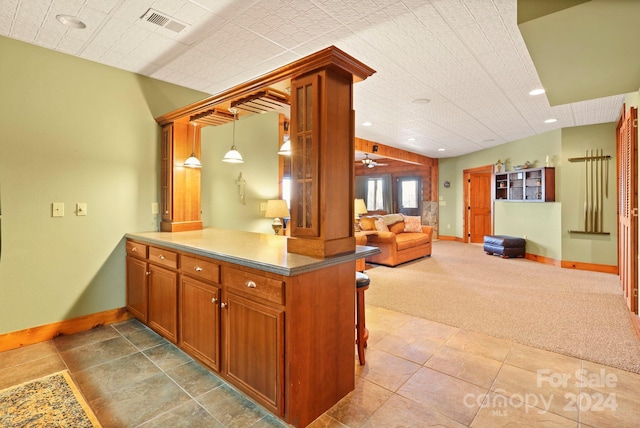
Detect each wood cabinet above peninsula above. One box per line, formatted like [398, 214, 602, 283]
[125, 228, 380, 427]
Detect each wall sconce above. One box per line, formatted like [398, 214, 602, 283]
[265, 199, 290, 235]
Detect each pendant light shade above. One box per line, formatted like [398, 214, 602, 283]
[223, 108, 243, 163]
[278, 120, 291, 156]
[278, 137, 291, 156]
[184, 122, 202, 168]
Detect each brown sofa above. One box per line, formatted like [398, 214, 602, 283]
[357, 215, 433, 267]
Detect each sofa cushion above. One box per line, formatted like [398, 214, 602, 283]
[359, 217, 377, 231]
[389, 221, 405, 235]
[395, 232, 430, 251]
[403, 215, 422, 232]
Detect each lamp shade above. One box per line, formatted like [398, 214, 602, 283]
[265, 199, 290, 219]
[222, 147, 243, 163]
[184, 154, 202, 168]
[354, 198, 368, 216]
[278, 138, 291, 156]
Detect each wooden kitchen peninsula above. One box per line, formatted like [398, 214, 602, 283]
[125, 228, 379, 427]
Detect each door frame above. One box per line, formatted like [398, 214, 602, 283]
[463, 164, 494, 243]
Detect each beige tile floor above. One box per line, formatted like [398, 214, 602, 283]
[1, 305, 639, 427]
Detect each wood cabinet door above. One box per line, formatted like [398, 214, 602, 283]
[126, 256, 148, 322]
[224, 292, 284, 414]
[148, 264, 179, 343]
[180, 277, 220, 371]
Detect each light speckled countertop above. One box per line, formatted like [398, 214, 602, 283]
[125, 228, 379, 276]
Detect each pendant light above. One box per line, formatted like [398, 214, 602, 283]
[222, 108, 243, 163]
[183, 122, 202, 168]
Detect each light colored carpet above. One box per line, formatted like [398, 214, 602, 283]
[0, 370, 101, 427]
[365, 240, 640, 374]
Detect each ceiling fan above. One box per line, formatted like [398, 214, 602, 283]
[357, 153, 387, 168]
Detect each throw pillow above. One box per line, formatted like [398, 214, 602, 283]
[403, 215, 422, 232]
[359, 217, 377, 231]
[374, 218, 389, 232]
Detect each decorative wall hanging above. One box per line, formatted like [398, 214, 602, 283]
[568, 149, 611, 234]
[236, 172, 246, 205]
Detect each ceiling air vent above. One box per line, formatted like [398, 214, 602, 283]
[141, 8, 188, 33]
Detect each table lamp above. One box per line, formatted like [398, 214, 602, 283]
[354, 198, 368, 231]
[265, 199, 290, 235]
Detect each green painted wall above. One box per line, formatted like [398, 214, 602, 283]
[561, 124, 617, 265]
[201, 112, 280, 234]
[439, 123, 618, 266]
[439, 130, 561, 240]
[0, 36, 206, 334]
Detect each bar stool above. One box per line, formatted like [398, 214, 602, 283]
[355, 271, 370, 365]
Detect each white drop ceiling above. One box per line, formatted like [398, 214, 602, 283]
[0, 0, 629, 158]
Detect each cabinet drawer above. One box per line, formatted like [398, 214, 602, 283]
[149, 246, 178, 269]
[223, 267, 284, 305]
[126, 241, 147, 258]
[181, 255, 220, 284]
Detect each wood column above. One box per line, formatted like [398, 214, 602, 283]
[287, 59, 374, 258]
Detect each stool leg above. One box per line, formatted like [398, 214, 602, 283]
[356, 288, 368, 365]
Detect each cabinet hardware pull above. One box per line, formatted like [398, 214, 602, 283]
[158, 255, 165, 260]
[211, 297, 218, 303]
[195, 267, 203, 272]
[145, 271, 150, 275]
[221, 302, 228, 309]
[246, 280, 257, 288]
[131, 247, 137, 252]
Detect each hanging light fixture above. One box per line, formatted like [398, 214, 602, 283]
[278, 120, 291, 156]
[222, 108, 243, 163]
[183, 122, 202, 168]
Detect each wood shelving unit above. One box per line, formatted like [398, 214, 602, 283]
[494, 167, 555, 202]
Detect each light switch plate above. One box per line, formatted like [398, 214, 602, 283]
[151, 202, 159, 214]
[76, 203, 87, 216]
[52, 202, 64, 217]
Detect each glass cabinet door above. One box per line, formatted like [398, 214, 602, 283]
[291, 74, 319, 237]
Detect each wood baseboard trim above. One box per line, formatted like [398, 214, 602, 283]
[630, 312, 640, 339]
[525, 253, 561, 266]
[438, 235, 464, 242]
[560, 260, 618, 274]
[0, 307, 132, 353]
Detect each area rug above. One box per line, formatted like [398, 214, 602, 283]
[0, 370, 101, 427]
[365, 240, 640, 374]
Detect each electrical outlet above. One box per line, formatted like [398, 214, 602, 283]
[260, 202, 267, 212]
[76, 203, 87, 216]
[151, 202, 159, 214]
[52, 202, 64, 217]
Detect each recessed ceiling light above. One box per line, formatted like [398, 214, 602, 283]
[529, 88, 545, 96]
[56, 14, 86, 29]
[362, 121, 372, 127]
[544, 118, 557, 123]
[438, 148, 445, 152]
[412, 98, 430, 105]
[408, 137, 416, 142]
